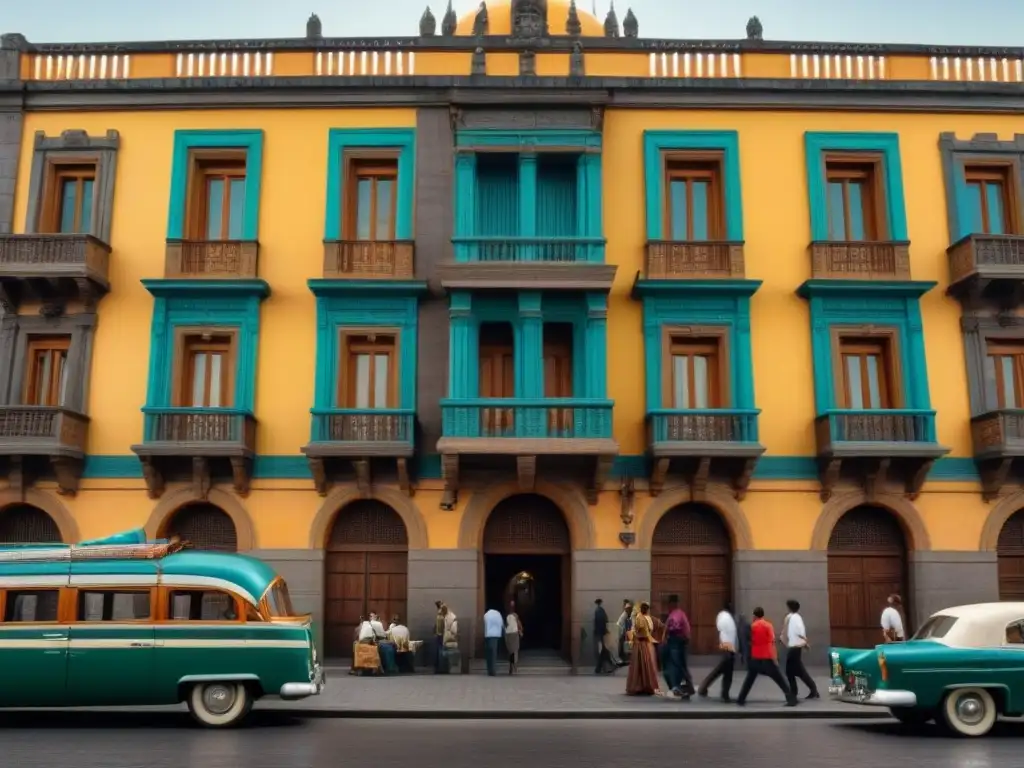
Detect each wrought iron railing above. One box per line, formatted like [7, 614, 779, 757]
[0, 406, 89, 452]
[948, 233, 1024, 285]
[309, 408, 415, 443]
[647, 409, 760, 443]
[644, 241, 744, 279]
[322, 240, 415, 279]
[440, 398, 613, 439]
[451, 237, 605, 263]
[971, 408, 1024, 456]
[816, 408, 937, 448]
[809, 241, 911, 280]
[164, 240, 259, 278]
[141, 407, 256, 448]
[0, 234, 111, 278]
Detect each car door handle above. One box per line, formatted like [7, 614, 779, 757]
[130, 641, 154, 647]
[42, 633, 65, 639]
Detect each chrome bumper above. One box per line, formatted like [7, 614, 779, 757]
[279, 664, 325, 699]
[828, 684, 916, 707]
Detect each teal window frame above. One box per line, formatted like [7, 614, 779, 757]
[141, 279, 270, 411]
[166, 130, 264, 241]
[804, 131, 907, 241]
[452, 129, 604, 261]
[642, 130, 744, 241]
[323, 128, 416, 241]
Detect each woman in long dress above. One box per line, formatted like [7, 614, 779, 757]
[626, 601, 662, 696]
[505, 607, 522, 675]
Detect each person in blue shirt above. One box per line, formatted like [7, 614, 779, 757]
[482, 606, 504, 677]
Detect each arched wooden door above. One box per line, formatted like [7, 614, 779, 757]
[997, 510, 1024, 600]
[163, 503, 238, 552]
[650, 503, 732, 655]
[482, 495, 571, 656]
[324, 500, 408, 659]
[827, 505, 908, 648]
[0, 505, 62, 543]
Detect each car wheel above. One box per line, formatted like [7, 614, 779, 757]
[941, 687, 997, 737]
[889, 707, 932, 726]
[187, 682, 251, 728]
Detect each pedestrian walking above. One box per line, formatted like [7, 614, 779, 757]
[616, 599, 633, 663]
[483, 605, 503, 677]
[433, 600, 445, 674]
[881, 594, 906, 643]
[735, 607, 797, 707]
[593, 598, 615, 674]
[505, 601, 522, 674]
[625, 602, 662, 696]
[696, 599, 738, 702]
[663, 595, 693, 699]
[781, 599, 819, 699]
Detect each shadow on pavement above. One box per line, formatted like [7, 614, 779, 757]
[0, 711, 307, 730]
[834, 720, 1024, 739]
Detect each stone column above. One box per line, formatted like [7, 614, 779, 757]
[572, 548, 651, 669]
[0, 35, 24, 235]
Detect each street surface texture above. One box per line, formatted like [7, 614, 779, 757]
[1, 717, 1021, 768]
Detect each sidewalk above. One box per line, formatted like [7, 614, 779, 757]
[250, 665, 884, 720]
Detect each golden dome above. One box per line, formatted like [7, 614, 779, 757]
[455, 1, 606, 37]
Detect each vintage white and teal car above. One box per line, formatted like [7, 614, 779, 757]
[830, 602, 1024, 737]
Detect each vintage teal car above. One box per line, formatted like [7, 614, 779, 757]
[829, 602, 1024, 737]
[0, 529, 324, 727]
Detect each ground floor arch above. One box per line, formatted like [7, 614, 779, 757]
[827, 505, 908, 648]
[324, 499, 409, 659]
[650, 502, 732, 655]
[482, 494, 572, 657]
[0, 504, 63, 543]
[997, 509, 1024, 601]
[160, 503, 238, 552]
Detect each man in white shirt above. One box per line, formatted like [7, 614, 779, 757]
[782, 600, 819, 699]
[696, 600, 739, 702]
[483, 606, 504, 677]
[881, 594, 905, 642]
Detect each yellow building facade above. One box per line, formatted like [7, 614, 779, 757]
[1, 1, 1022, 661]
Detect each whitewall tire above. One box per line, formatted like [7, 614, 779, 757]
[187, 682, 252, 728]
[941, 687, 997, 737]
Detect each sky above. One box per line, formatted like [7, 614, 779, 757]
[4, 0, 1024, 46]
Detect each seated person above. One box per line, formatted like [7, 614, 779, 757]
[387, 615, 411, 651]
[358, 612, 387, 643]
[353, 612, 387, 674]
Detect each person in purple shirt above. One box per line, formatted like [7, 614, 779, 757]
[664, 595, 695, 699]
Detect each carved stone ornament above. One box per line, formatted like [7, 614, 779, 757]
[471, 47, 487, 75]
[306, 13, 323, 39]
[420, 6, 437, 35]
[604, 2, 619, 37]
[442, 0, 458, 35]
[473, 2, 490, 36]
[519, 49, 536, 75]
[746, 15, 763, 41]
[512, 0, 548, 38]
[623, 8, 638, 38]
[570, 41, 585, 75]
[566, 0, 582, 36]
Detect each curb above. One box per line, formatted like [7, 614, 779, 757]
[258, 707, 890, 720]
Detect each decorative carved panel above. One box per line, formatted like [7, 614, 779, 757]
[652, 503, 731, 552]
[998, 510, 1024, 554]
[0, 505, 62, 543]
[328, 500, 408, 549]
[165, 503, 238, 552]
[482, 494, 570, 554]
[828, 505, 905, 553]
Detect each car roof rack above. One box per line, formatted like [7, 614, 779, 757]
[0, 539, 188, 564]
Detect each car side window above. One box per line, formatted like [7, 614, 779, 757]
[1005, 621, 1024, 645]
[3, 589, 60, 622]
[78, 590, 151, 622]
[169, 590, 239, 621]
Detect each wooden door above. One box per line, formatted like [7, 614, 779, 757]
[998, 510, 1024, 601]
[650, 503, 732, 656]
[827, 506, 907, 649]
[479, 324, 515, 437]
[324, 501, 408, 659]
[544, 326, 573, 436]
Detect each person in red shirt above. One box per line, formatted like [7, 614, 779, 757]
[735, 607, 797, 707]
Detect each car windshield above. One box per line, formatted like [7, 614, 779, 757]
[912, 614, 958, 640]
[265, 580, 296, 617]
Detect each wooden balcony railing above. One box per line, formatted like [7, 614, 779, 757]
[815, 408, 937, 451]
[972, 409, 1024, 459]
[310, 408, 415, 444]
[647, 409, 760, 444]
[440, 398, 613, 440]
[322, 240, 414, 279]
[809, 241, 911, 280]
[164, 240, 259, 278]
[451, 237, 605, 264]
[141, 407, 256, 450]
[0, 234, 111, 281]
[644, 241, 745, 279]
[0, 406, 89, 454]
[948, 234, 1024, 286]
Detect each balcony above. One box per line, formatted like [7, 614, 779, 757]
[322, 240, 414, 279]
[971, 409, 1024, 500]
[131, 407, 257, 499]
[0, 406, 89, 495]
[643, 241, 745, 280]
[814, 408, 948, 501]
[0, 234, 111, 311]
[645, 409, 765, 499]
[164, 240, 259, 279]
[947, 234, 1024, 302]
[436, 398, 619, 505]
[438, 237, 615, 291]
[809, 241, 911, 280]
[302, 408, 416, 496]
